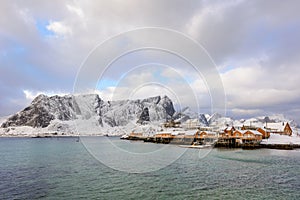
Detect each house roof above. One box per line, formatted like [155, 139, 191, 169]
[250, 130, 263, 136]
[225, 126, 235, 131]
[184, 119, 199, 123]
[170, 129, 198, 136]
[156, 132, 172, 135]
[200, 131, 217, 135]
[233, 130, 242, 134]
[240, 130, 262, 135]
[265, 122, 288, 132]
[239, 130, 247, 134]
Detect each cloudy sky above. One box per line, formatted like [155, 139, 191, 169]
[1, 0, 300, 122]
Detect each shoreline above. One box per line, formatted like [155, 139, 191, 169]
[0, 134, 122, 138]
[1, 135, 298, 150]
[122, 135, 300, 150]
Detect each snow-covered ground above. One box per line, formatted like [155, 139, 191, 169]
[1, 118, 300, 147]
[0, 118, 164, 137]
[261, 133, 300, 145]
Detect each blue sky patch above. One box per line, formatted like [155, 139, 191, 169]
[36, 19, 54, 36]
[97, 78, 117, 90]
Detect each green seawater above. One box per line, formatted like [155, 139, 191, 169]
[0, 137, 299, 200]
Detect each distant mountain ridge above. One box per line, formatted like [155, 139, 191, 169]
[0, 93, 297, 136]
[1, 94, 175, 130]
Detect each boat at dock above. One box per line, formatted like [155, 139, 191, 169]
[120, 134, 129, 139]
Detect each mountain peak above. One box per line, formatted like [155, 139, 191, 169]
[1, 94, 176, 132]
[32, 94, 48, 104]
[141, 96, 161, 104]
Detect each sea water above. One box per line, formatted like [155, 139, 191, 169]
[0, 137, 299, 199]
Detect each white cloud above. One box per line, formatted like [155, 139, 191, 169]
[93, 87, 116, 101]
[23, 90, 68, 101]
[66, 4, 84, 19]
[18, 8, 35, 25]
[23, 90, 41, 100]
[94, 68, 207, 112]
[46, 20, 72, 37]
[221, 60, 300, 111]
[230, 108, 262, 116]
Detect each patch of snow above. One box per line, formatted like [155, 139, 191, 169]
[261, 133, 300, 145]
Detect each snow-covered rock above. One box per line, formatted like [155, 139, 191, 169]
[0, 94, 175, 136]
[172, 107, 198, 123]
[199, 114, 209, 127]
[0, 93, 298, 139]
[208, 113, 233, 128]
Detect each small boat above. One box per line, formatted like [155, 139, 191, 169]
[120, 134, 129, 139]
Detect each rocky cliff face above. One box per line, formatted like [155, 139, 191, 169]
[1, 94, 175, 129]
[137, 108, 150, 124]
[1, 94, 79, 128]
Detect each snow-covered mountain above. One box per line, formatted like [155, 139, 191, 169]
[0, 94, 175, 136]
[201, 113, 297, 130]
[199, 114, 209, 127]
[172, 107, 197, 123]
[204, 113, 233, 128]
[0, 93, 297, 137]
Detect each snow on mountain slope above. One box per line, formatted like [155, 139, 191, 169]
[1, 94, 79, 128]
[172, 107, 198, 123]
[201, 113, 297, 130]
[232, 114, 297, 129]
[0, 92, 297, 137]
[199, 114, 209, 126]
[207, 113, 233, 128]
[256, 114, 298, 127]
[0, 94, 175, 136]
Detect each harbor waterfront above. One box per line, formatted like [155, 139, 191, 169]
[123, 133, 300, 150]
[1, 136, 300, 199]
